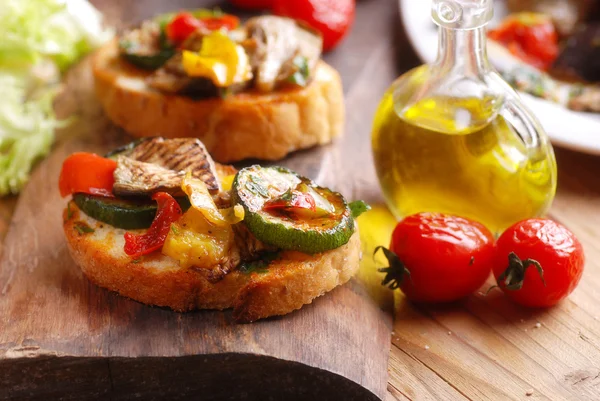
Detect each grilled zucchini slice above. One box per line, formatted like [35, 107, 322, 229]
[232, 165, 354, 254]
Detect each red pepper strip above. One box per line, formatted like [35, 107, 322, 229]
[263, 190, 316, 212]
[123, 192, 182, 258]
[198, 15, 239, 31]
[166, 12, 240, 44]
[166, 12, 202, 43]
[58, 152, 117, 198]
[488, 15, 559, 71]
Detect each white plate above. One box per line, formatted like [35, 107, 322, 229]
[399, 0, 600, 155]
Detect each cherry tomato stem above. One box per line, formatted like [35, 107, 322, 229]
[493, 219, 584, 307]
[380, 213, 495, 303]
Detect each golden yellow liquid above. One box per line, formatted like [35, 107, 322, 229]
[372, 90, 557, 234]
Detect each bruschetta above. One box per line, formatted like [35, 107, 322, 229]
[92, 11, 345, 163]
[59, 138, 367, 322]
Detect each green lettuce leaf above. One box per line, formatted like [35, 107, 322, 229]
[0, 0, 112, 195]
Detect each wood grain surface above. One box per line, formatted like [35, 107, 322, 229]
[1, 0, 600, 400]
[0, 1, 394, 400]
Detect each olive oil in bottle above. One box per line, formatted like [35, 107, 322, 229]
[371, 0, 556, 233]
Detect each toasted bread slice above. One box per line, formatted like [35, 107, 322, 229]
[92, 40, 345, 163]
[64, 205, 360, 322]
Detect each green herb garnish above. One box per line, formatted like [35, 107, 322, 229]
[239, 251, 281, 274]
[349, 200, 371, 219]
[288, 56, 310, 87]
[66, 202, 74, 220]
[119, 39, 133, 51]
[74, 222, 95, 235]
[279, 189, 293, 202]
[246, 175, 269, 198]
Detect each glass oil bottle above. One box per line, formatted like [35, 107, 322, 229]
[371, 0, 557, 233]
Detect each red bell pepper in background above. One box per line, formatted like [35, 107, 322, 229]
[166, 12, 201, 43]
[124, 192, 182, 258]
[272, 0, 356, 52]
[488, 13, 559, 71]
[166, 12, 240, 44]
[58, 152, 117, 198]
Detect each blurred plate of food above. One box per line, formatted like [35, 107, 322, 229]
[399, 0, 600, 155]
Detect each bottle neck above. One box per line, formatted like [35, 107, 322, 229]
[434, 26, 491, 76]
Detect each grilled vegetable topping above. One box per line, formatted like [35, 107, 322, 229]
[245, 16, 322, 92]
[162, 207, 236, 278]
[232, 165, 355, 254]
[166, 11, 239, 44]
[72, 193, 191, 230]
[181, 31, 252, 87]
[59, 153, 117, 198]
[119, 21, 174, 70]
[119, 12, 323, 97]
[112, 138, 220, 198]
[488, 13, 559, 71]
[124, 192, 183, 258]
[182, 174, 245, 226]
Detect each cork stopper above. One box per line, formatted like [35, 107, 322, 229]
[431, 0, 494, 29]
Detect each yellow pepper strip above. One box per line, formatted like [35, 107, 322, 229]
[220, 174, 235, 191]
[182, 31, 251, 87]
[181, 173, 244, 226]
[163, 208, 234, 269]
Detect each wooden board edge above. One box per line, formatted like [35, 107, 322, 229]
[0, 353, 381, 401]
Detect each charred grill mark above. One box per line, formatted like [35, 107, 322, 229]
[131, 140, 158, 161]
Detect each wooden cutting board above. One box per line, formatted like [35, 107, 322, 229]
[0, 47, 392, 400]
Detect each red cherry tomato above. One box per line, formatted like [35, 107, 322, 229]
[58, 152, 117, 198]
[263, 191, 316, 212]
[493, 219, 585, 307]
[166, 12, 202, 44]
[228, 0, 273, 9]
[488, 13, 559, 71]
[378, 213, 495, 303]
[272, 0, 355, 52]
[123, 192, 183, 258]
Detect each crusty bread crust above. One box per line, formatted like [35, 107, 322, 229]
[92, 40, 345, 163]
[63, 204, 360, 323]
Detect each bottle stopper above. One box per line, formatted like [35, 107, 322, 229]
[431, 0, 494, 29]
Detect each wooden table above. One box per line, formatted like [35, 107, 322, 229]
[2, 0, 600, 400]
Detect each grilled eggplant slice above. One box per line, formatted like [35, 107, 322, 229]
[113, 158, 187, 197]
[245, 16, 322, 92]
[112, 138, 220, 197]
